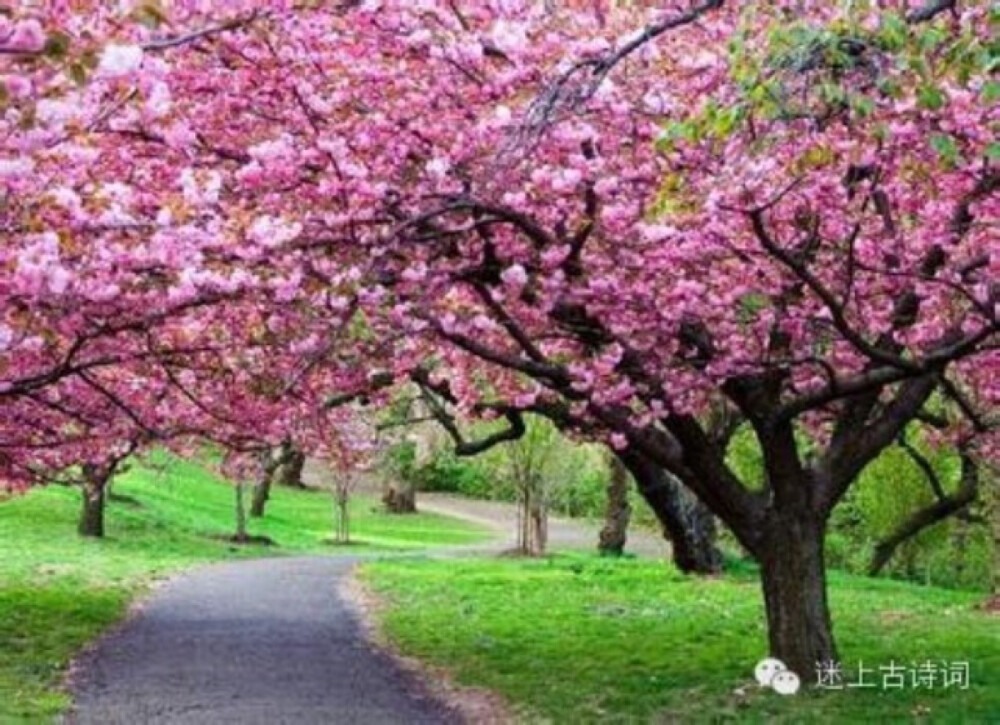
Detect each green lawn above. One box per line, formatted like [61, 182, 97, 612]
[362, 555, 1000, 723]
[0, 455, 489, 722]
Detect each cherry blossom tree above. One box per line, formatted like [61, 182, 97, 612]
[2, 0, 996, 681]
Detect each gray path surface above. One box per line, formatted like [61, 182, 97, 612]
[68, 556, 458, 725]
[70, 465, 669, 724]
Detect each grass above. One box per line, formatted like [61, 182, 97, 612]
[0, 454, 489, 722]
[361, 554, 1000, 724]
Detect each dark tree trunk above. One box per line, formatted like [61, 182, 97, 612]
[250, 463, 275, 518]
[598, 452, 631, 556]
[618, 452, 722, 574]
[383, 480, 417, 513]
[758, 515, 836, 679]
[78, 465, 108, 538]
[277, 449, 306, 489]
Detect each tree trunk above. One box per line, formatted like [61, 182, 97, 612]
[382, 479, 417, 513]
[517, 484, 547, 556]
[758, 515, 837, 679]
[334, 491, 350, 544]
[250, 460, 276, 518]
[598, 452, 631, 556]
[234, 482, 248, 542]
[277, 448, 306, 488]
[78, 465, 108, 538]
[618, 452, 722, 574]
[528, 487, 547, 555]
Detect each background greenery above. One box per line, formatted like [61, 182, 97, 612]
[385, 418, 994, 592]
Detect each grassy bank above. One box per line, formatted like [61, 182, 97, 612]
[362, 555, 999, 723]
[0, 456, 488, 722]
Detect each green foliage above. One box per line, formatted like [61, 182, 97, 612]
[0, 455, 489, 721]
[363, 554, 999, 723]
[723, 425, 991, 590]
[384, 416, 664, 527]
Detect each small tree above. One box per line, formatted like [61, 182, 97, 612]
[325, 415, 377, 543]
[221, 451, 266, 544]
[331, 467, 357, 545]
[503, 416, 562, 557]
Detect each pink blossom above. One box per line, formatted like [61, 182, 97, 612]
[97, 44, 145, 77]
[501, 264, 528, 288]
[7, 20, 45, 52]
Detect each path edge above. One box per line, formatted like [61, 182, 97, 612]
[59, 571, 182, 723]
[340, 563, 519, 725]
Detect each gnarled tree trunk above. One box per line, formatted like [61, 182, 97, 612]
[758, 512, 836, 679]
[277, 448, 306, 489]
[250, 455, 278, 518]
[382, 479, 417, 513]
[598, 451, 631, 556]
[79, 464, 109, 538]
[618, 452, 722, 574]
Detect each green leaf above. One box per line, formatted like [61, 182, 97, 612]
[918, 27, 947, 53]
[917, 83, 947, 110]
[879, 12, 908, 52]
[986, 142, 1000, 162]
[851, 95, 875, 117]
[930, 134, 960, 166]
[982, 80, 1000, 105]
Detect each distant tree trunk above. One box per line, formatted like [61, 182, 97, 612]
[78, 464, 109, 538]
[618, 452, 722, 574]
[598, 452, 631, 556]
[277, 448, 306, 489]
[234, 482, 248, 542]
[383, 479, 417, 513]
[334, 490, 350, 544]
[250, 452, 280, 518]
[516, 477, 547, 556]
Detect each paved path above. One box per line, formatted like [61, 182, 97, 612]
[68, 556, 458, 725]
[70, 468, 669, 724]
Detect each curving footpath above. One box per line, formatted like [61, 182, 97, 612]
[67, 556, 458, 725]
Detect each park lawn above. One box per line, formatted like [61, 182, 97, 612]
[362, 555, 1000, 724]
[0, 455, 489, 723]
